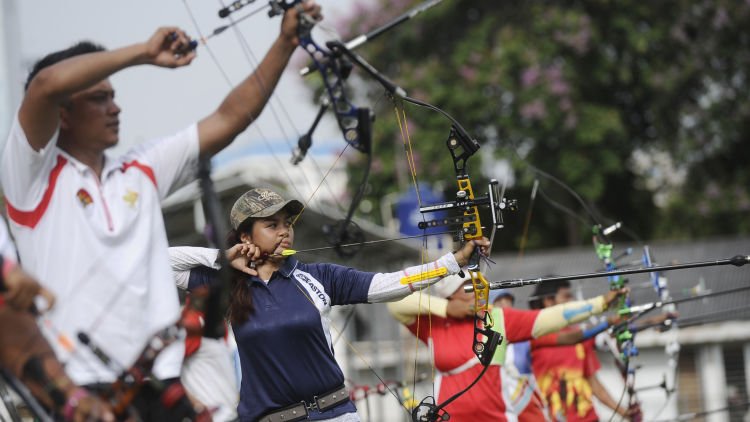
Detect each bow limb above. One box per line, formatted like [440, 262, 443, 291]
[249, 0, 376, 255]
[293, 19, 375, 255]
[641, 246, 679, 419]
[183, 0, 355, 221]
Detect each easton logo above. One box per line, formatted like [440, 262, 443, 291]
[295, 272, 328, 306]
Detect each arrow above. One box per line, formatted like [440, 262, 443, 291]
[464, 254, 749, 292]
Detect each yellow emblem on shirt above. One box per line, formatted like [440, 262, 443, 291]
[575, 343, 585, 360]
[123, 189, 139, 208]
[76, 188, 93, 207]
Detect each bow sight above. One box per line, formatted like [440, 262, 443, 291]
[417, 126, 517, 244]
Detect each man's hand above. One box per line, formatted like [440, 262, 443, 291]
[446, 295, 474, 319]
[635, 311, 678, 333]
[71, 392, 114, 422]
[615, 402, 641, 421]
[603, 287, 629, 310]
[280, 1, 323, 46]
[452, 237, 491, 268]
[605, 313, 626, 326]
[646, 311, 678, 328]
[143, 27, 196, 68]
[3, 266, 55, 312]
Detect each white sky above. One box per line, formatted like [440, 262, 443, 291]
[8, 0, 357, 162]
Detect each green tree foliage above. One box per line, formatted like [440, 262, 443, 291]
[326, 0, 750, 249]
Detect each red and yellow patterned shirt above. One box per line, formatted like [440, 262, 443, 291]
[531, 329, 600, 422]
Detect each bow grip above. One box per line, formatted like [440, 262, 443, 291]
[467, 246, 481, 270]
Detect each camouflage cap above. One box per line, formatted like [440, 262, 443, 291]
[229, 188, 304, 230]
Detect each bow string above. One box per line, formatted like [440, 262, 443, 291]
[639, 246, 680, 418]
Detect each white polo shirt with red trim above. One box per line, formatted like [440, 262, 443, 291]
[1, 113, 200, 385]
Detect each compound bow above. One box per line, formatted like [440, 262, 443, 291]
[402, 122, 515, 421]
[592, 223, 643, 421]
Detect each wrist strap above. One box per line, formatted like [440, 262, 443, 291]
[581, 320, 610, 340]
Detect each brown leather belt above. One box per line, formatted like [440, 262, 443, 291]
[257, 385, 349, 422]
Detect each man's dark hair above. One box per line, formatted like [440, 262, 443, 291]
[528, 279, 571, 309]
[25, 41, 106, 91]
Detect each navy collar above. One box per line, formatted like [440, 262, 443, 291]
[247, 257, 300, 285]
[278, 257, 300, 278]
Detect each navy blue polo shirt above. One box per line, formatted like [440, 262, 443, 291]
[188, 257, 374, 421]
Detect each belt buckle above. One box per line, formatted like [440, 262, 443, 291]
[304, 397, 319, 412]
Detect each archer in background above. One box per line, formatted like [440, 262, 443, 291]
[1, 1, 321, 419]
[386, 275, 626, 422]
[168, 186, 490, 422]
[490, 289, 549, 421]
[530, 280, 635, 421]
[529, 279, 676, 422]
[1, 215, 113, 421]
[170, 249, 241, 421]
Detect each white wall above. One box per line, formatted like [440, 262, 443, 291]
[594, 347, 679, 421]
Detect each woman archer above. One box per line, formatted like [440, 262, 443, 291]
[168, 187, 490, 422]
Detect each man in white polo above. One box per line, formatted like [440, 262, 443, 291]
[1, 2, 321, 418]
